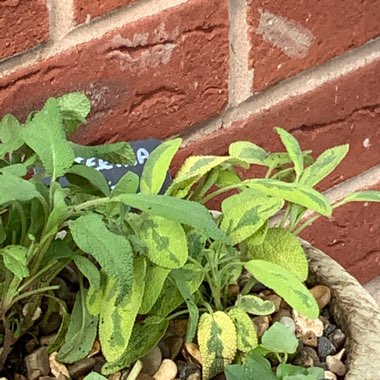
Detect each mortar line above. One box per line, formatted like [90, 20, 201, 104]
[0, 0, 190, 78]
[47, 0, 75, 41]
[228, 0, 253, 107]
[181, 36, 380, 146]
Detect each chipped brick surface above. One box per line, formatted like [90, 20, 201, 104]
[0, 0, 229, 144]
[248, 0, 380, 91]
[74, 0, 138, 24]
[0, 0, 49, 61]
[175, 59, 380, 192]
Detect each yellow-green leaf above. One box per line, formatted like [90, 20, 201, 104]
[99, 257, 146, 363]
[140, 138, 182, 194]
[300, 145, 349, 187]
[245, 260, 319, 319]
[138, 215, 188, 269]
[248, 227, 308, 281]
[221, 190, 284, 245]
[245, 179, 332, 216]
[198, 311, 237, 380]
[139, 265, 171, 314]
[235, 294, 275, 316]
[228, 308, 258, 353]
[275, 127, 303, 181]
[341, 191, 380, 203]
[229, 141, 268, 165]
[168, 156, 230, 198]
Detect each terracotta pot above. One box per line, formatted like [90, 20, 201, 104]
[303, 241, 380, 380]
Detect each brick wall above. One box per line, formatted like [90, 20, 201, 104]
[0, 0, 379, 283]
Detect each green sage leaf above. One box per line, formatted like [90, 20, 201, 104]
[221, 190, 284, 245]
[115, 193, 227, 242]
[0, 245, 29, 279]
[140, 138, 181, 194]
[300, 145, 349, 187]
[261, 321, 298, 354]
[21, 99, 75, 178]
[69, 213, 133, 301]
[57, 288, 98, 363]
[245, 260, 319, 319]
[245, 179, 332, 216]
[248, 227, 308, 281]
[275, 127, 303, 181]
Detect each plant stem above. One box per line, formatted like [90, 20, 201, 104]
[240, 276, 257, 295]
[13, 202, 27, 245]
[201, 183, 246, 204]
[279, 204, 291, 228]
[166, 309, 190, 320]
[9, 285, 59, 308]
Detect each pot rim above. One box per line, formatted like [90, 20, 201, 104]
[302, 240, 380, 380]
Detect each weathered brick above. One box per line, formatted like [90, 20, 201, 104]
[74, 0, 138, 24]
[248, 0, 380, 91]
[175, 59, 380, 192]
[0, 0, 228, 144]
[0, 0, 49, 61]
[300, 183, 380, 283]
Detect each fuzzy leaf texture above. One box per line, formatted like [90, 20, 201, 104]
[167, 156, 230, 198]
[245, 222, 268, 246]
[0, 173, 39, 205]
[221, 190, 284, 245]
[99, 257, 146, 362]
[57, 92, 91, 134]
[0, 114, 24, 157]
[248, 227, 308, 281]
[300, 145, 349, 187]
[245, 179, 332, 216]
[69, 213, 133, 302]
[245, 260, 319, 319]
[137, 214, 188, 269]
[228, 308, 258, 353]
[235, 294, 275, 315]
[261, 321, 298, 354]
[140, 138, 181, 194]
[275, 128, 304, 181]
[198, 311, 237, 380]
[114, 193, 227, 242]
[21, 98, 75, 178]
[71, 142, 135, 165]
[139, 265, 170, 314]
[0, 245, 29, 279]
[101, 316, 169, 375]
[57, 288, 98, 363]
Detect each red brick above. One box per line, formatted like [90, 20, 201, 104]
[0, 0, 228, 144]
[175, 59, 380, 192]
[248, 0, 380, 91]
[74, 0, 138, 24]
[300, 183, 380, 283]
[0, 0, 49, 61]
